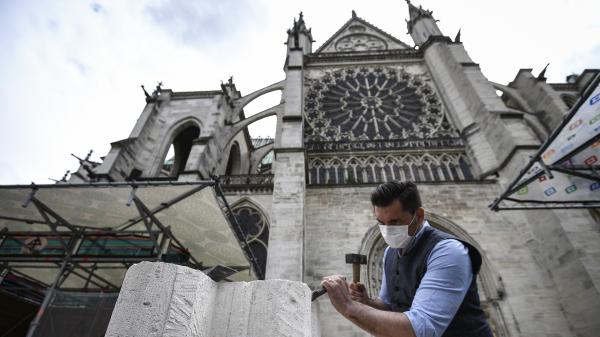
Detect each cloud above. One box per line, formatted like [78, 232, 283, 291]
[91, 2, 103, 13]
[144, 0, 262, 48]
[67, 57, 91, 76]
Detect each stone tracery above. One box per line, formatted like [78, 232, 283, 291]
[307, 152, 473, 185]
[304, 66, 458, 142]
[335, 34, 388, 52]
[232, 204, 270, 277]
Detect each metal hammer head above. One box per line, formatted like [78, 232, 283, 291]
[345, 254, 367, 265]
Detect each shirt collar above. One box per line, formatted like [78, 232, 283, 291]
[399, 220, 430, 256]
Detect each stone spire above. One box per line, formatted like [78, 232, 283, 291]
[454, 28, 461, 43]
[536, 63, 549, 81]
[286, 12, 313, 53]
[406, 0, 434, 26]
[405, 0, 443, 46]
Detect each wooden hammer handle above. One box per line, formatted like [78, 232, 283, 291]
[352, 264, 360, 283]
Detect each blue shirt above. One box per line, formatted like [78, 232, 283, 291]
[379, 221, 472, 337]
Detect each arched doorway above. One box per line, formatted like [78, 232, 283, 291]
[160, 125, 200, 177]
[358, 211, 510, 337]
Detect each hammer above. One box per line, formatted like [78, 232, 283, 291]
[345, 253, 367, 283]
[311, 254, 367, 301]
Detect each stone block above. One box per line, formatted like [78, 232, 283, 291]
[105, 262, 313, 337]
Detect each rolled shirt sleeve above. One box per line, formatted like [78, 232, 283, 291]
[404, 239, 473, 337]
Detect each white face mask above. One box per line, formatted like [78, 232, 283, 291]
[378, 213, 418, 249]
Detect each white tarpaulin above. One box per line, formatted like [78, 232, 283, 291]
[492, 74, 600, 210]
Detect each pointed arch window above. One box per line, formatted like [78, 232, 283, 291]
[231, 202, 270, 279]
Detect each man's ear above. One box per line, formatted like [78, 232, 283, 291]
[417, 207, 425, 220]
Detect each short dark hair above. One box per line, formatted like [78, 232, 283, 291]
[370, 181, 422, 214]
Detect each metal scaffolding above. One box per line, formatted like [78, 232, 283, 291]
[0, 177, 263, 337]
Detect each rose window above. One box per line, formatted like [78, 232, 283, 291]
[304, 67, 456, 142]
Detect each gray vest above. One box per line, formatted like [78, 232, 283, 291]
[384, 225, 493, 337]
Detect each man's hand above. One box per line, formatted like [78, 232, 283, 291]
[349, 282, 369, 304]
[350, 282, 390, 311]
[321, 276, 415, 337]
[321, 275, 355, 316]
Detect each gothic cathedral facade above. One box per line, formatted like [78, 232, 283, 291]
[68, 2, 600, 337]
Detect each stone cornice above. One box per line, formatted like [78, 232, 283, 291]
[460, 62, 480, 68]
[417, 35, 452, 52]
[306, 179, 497, 188]
[273, 147, 305, 153]
[110, 137, 137, 147]
[305, 147, 467, 157]
[282, 115, 303, 122]
[305, 137, 465, 153]
[305, 48, 422, 65]
[549, 83, 577, 91]
[171, 90, 226, 100]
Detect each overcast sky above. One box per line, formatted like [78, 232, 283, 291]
[1, 0, 599, 184]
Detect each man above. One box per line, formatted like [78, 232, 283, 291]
[321, 181, 493, 337]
